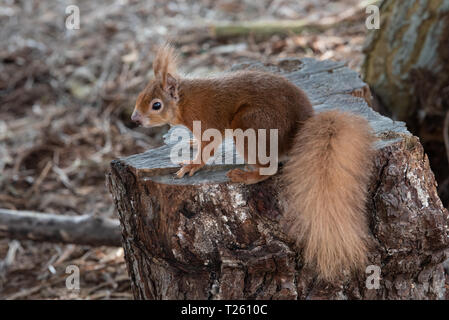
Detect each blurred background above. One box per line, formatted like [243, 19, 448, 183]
[0, 0, 448, 299]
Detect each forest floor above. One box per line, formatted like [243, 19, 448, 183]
[0, 0, 424, 299]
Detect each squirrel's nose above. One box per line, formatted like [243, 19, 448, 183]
[131, 110, 142, 124]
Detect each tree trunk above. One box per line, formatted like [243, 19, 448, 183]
[108, 58, 449, 300]
[362, 0, 449, 205]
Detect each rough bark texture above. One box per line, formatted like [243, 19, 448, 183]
[362, 0, 449, 119]
[0, 209, 121, 247]
[362, 0, 449, 205]
[108, 58, 449, 300]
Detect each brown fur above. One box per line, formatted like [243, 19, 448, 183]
[282, 111, 375, 280]
[153, 43, 178, 87]
[133, 44, 180, 127]
[133, 45, 375, 280]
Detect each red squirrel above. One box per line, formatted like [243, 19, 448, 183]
[131, 44, 375, 281]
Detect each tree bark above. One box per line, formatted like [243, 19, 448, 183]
[108, 58, 449, 300]
[362, 0, 449, 205]
[0, 209, 121, 247]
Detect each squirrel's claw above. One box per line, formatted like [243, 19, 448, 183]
[176, 163, 204, 178]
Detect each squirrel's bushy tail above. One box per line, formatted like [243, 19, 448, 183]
[281, 110, 375, 280]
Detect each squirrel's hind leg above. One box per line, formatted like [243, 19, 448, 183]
[227, 165, 273, 184]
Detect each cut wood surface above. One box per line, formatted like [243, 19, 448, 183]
[108, 58, 449, 299]
[0, 209, 121, 247]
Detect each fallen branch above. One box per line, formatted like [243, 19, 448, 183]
[0, 209, 121, 247]
[180, 0, 381, 41]
[208, 19, 328, 39]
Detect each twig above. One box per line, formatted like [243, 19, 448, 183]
[6, 284, 46, 300]
[25, 160, 52, 198]
[0, 240, 21, 276]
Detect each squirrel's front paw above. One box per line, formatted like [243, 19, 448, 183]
[176, 162, 204, 178]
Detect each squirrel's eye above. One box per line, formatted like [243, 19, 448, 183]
[152, 102, 162, 110]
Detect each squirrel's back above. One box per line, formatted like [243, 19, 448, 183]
[178, 71, 313, 151]
[179, 70, 306, 106]
[281, 110, 375, 280]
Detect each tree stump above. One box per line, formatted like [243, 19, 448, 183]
[108, 58, 449, 300]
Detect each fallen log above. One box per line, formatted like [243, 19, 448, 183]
[0, 209, 121, 247]
[108, 58, 449, 299]
[177, 0, 380, 42]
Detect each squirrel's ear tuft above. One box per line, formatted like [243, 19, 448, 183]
[165, 73, 179, 100]
[153, 43, 178, 88]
